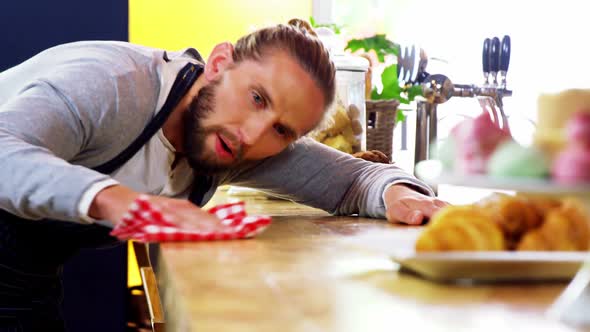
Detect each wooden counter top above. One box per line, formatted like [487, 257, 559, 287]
[155, 190, 586, 332]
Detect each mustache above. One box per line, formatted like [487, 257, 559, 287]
[199, 125, 244, 161]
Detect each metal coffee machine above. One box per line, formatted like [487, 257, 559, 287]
[400, 36, 513, 167]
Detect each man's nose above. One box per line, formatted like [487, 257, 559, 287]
[241, 115, 274, 146]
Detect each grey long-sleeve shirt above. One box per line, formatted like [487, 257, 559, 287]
[0, 41, 433, 224]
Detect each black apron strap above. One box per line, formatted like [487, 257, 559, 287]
[189, 174, 213, 206]
[93, 62, 203, 174]
[92, 61, 214, 207]
[0, 61, 209, 332]
[0, 62, 205, 272]
[92, 61, 213, 207]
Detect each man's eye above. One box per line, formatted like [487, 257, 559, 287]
[273, 124, 287, 137]
[252, 91, 265, 108]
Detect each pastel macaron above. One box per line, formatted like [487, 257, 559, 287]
[551, 145, 590, 184]
[566, 111, 590, 146]
[488, 141, 549, 178]
[452, 112, 511, 174]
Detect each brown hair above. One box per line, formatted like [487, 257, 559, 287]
[232, 18, 336, 110]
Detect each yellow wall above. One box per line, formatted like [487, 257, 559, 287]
[129, 0, 312, 60]
[127, 0, 312, 286]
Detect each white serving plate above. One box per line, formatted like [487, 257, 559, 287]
[393, 251, 588, 282]
[345, 228, 590, 283]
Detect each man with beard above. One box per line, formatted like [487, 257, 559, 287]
[0, 19, 445, 330]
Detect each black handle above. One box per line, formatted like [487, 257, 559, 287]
[500, 35, 511, 72]
[490, 37, 500, 73]
[396, 48, 403, 80]
[482, 38, 491, 74]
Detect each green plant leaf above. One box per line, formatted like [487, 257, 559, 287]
[345, 35, 398, 62]
[347, 34, 421, 107]
[309, 16, 343, 34]
[370, 87, 381, 100]
[374, 64, 406, 102]
[407, 85, 423, 101]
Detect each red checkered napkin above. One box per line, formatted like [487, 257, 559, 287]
[110, 195, 272, 242]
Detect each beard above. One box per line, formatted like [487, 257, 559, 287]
[183, 81, 244, 175]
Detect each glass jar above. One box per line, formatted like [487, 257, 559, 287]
[310, 28, 369, 154]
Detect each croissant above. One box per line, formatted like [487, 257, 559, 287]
[415, 206, 505, 251]
[515, 230, 548, 251]
[517, 198, 590, 251]
[416, 195, 589, 253]
[479, 194, 545, 248]
[518, 194, 562, 216]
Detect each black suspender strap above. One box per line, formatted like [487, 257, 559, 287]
[92, 63, 203, 175]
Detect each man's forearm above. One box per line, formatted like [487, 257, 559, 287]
[225, 138, 434, 218]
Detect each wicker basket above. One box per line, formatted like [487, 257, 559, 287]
[365, 99, 400, 160]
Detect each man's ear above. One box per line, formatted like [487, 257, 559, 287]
[204, 42, 235, 82]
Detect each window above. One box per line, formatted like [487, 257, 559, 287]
[316, 0, 590, 172]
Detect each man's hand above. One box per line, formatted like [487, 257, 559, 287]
[89, 185, 228, 231]
[384, 184, 448, 225]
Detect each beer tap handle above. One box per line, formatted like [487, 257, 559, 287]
[499, 35, 511, 87]
[490, 37, 501, 86]
[482, 38, 491, 85]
